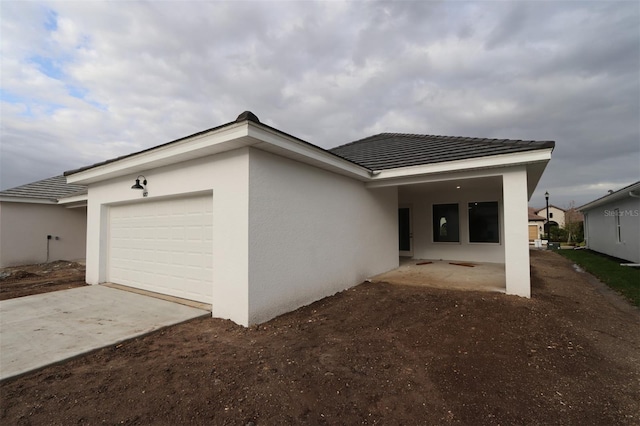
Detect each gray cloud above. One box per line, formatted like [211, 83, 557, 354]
[1, 0, 638, 208]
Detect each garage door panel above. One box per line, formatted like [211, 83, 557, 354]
[108, 195, 213, 304]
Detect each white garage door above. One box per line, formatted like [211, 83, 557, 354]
[108, 195, 213, 304]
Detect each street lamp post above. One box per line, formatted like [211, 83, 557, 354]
[545, 191, 550, 242]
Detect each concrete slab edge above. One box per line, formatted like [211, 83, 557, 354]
[0, 311, 210, 384]
[101, 283, 212, 311]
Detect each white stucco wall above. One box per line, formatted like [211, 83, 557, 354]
[502, 167, 531, 297]
[0, 202, 86, 267]
[79, 141, 540, 324]
[84, 148, 251, 325]
[247, 148, 398, 325]
[398, 181, 505, 263]
[583, 197, 640, 263]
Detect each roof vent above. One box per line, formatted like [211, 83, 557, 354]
[236, 111, 260, 123]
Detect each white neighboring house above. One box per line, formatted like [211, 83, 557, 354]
[579, 181, 640, 263]
[0, 176, 88, 267]
[65, 111, 555, 326]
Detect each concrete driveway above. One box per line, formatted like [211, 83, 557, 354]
[0, 285, 209, 381]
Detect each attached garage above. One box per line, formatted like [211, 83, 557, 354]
[108, 195, 213, 304]
[528, 224, 539, 241]
[65, 111, 554, 326]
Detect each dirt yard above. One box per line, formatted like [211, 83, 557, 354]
[1, 250, 639, 425]
[0, 261, 86, 300]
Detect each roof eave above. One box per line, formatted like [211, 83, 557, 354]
[66, 120, 371, 186]
[367, 148, 553, 184]
[246, 123, 371, 181]
[0, 196, 58, 204]
[58, 193, 89, 207]
[578, 181, 640, 211]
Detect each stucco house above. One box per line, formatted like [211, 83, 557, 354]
[0, 176, 87, 267]
[534, 205, 565, 228]
[579, 181, 640, 263]
[65, 111, 554, 326]
[528, 207, 545, 241]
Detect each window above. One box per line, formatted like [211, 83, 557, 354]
[468, 201, 499, 243]
[550, 212, 554, 219]
[614, 208, 621, 242]
[433, 204, 459, 242]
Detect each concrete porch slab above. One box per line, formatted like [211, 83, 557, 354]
[371, 258, 506, 293]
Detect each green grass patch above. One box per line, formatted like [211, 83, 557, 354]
[557, 249, 640, 307]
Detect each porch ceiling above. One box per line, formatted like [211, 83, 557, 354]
[398, 176, 502, 196]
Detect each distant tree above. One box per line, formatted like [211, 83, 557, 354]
[564, 201, 584, 243]
[550, 225, 567, 242]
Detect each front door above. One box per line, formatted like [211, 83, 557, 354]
[398, 206, 413, 257]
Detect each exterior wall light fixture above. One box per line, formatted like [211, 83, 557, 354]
[132, 175, 148, 197]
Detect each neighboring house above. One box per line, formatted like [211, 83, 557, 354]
[579, 181, 640, 263]
[528, 207, 545, 241]
[65, 111, 554, 326]
[534, 204, 565, 228]
[0, 176, 88, 267]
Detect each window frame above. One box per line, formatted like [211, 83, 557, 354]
[614, 208, 621, 243]
[432, 203, 460, 243]
[467, 201, 500, 244]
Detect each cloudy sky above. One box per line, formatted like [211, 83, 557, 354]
[1, 0, 638, 208]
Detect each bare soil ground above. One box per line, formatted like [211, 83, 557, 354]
[1, 250, 639, 425]
[0, 261, 87, 300]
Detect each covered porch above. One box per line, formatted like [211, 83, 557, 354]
[368, 165, 536, 297]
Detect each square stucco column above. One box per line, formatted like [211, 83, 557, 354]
[502, 167, 531, 297]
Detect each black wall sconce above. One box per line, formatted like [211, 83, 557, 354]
[131, 175, 148, 197]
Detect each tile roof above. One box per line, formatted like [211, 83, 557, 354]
[0, 175, 87, 201]
[329, 133, 555, 170]
[528, 207, 545, 221]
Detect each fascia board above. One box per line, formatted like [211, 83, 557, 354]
[67, 121, 371, 185]
[58, 193, 89, 205]
[0, 196, 57, 204]
[66, 122, 251, 185]
[579, 182, 640, 211]
[366, 167, 510, 188]
[247, 124, 372, 180]
[62, 202, 88, 209]
[366, 148, 553, 188]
